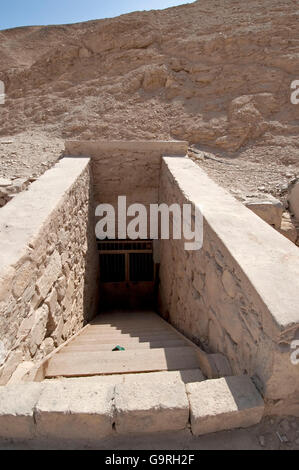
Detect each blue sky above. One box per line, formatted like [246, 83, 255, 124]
[0, 1, 195, 30]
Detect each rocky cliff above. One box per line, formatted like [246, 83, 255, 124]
[0, 0, 298, 196]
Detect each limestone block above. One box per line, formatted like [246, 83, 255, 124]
[277, 218, 298, 243]
[28, 304, 49, 356]
[0, 382, 42, 439]
[187, 376, 264, 436]
[0, 350, 23, 385]
[245, 197, 283, 229]
[7, 361, 36, 384]
[36, 251, 62, 299]
[45, 290, 59, 335]
[40, 337, 55, 356]
[30, 291, 43, 310]
[0, 177, 12, 187]
[123, 369, 205, 385]
[0, 340, 6, 367]
[45, 288, 58, 317]
[51, 316, 64, 346]
[114, 380, 189, 434]
[18, 314, 35, 338]
[62, 318, 72, 339]
[46, 375, 123, 386]
[35, 380, 114, 440]
[12, 261, 35, 298]
[22, 281, 36, 303]
[56, 275, 66, 302]
[61, 276, 75, 317]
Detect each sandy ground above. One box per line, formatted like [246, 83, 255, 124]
[0, 416, 298, 450]
[189, 144, 299, 206]
[0, 132, 63, 180]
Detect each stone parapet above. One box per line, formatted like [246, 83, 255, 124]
[158, 156, 299, 411]
[0, 157, 99, 384]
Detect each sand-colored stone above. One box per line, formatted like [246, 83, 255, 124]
[278, 216, 298, 244]
[36, 252, 62, 299]
[0, 382, 42, 439]
[65, 140, 188, 221]
[35, 380, 114, 441]
[7, 361, 36, 385]
[159, 156, 299, 406]
[187, 376, 264, 436]
[245, 197, 283, 229]
[0, 157, 99, 383]
[44, 311, 207, 378]
[122, 369, 205, 385]
[45, 347, 200, 377]
[114, 380, 189, 434]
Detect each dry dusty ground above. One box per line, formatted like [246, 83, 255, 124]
[0, 132, 63, 180]
[0, 416, 298, 450]
[189, 145, 298, 206]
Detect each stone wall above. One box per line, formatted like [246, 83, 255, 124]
[158, 156, 299, 413]
[0, 157, 99, 385]
[64, 141, 188, 236]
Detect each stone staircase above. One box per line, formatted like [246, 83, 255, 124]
[45, 311, 204, 378]
[0, 311, 266, 442]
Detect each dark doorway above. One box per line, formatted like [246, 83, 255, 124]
[98, 240, 157, 310]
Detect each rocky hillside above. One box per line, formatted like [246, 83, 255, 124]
[0, 0, 298, 198]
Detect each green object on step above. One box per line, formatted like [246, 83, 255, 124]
[112, 345, 125, 351]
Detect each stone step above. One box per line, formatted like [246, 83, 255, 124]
[92, 312, 159, 319]
[45, 347, 200, 377]
[75, 332, 180, 343]
[82, 327, 173, 336]
[186, 376, 265, 436]
[91, 316, 161, 326]
[0, 375, 264, 442]
[84, 325, 172, 333]
[89, 322, 168, 330]
[91, 316, 165, 324]
[70, 337, 181, 347]
[62, 339, 188, 352]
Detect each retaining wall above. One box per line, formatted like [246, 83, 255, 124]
[64, 141, 188, 236]
[158, 156, 299, 414]
[0, 157, 99, 385]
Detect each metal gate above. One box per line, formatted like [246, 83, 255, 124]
[97, 240, 156, 309]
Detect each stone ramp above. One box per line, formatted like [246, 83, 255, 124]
[45, 311, 203, 378]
